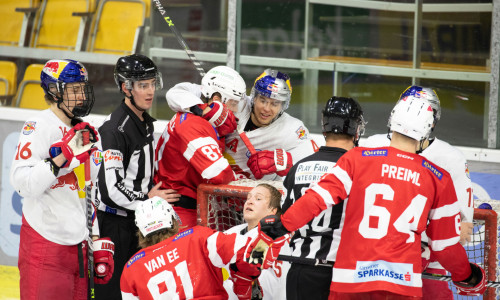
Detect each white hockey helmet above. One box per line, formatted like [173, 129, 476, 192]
[135, 197, 180, 237]
[250, 68, 292, 112]
[398, 85, 441, 123]
[389, 97, 434, 142]
[200, 66, 246, 104]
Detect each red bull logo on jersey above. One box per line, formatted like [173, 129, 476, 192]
[22, 121, 36, 135]
[422, 160, 443, 180]
[362, 149, 387, 157]
[296, 126, 306, 140]
[50, 172, 79, 190]
[127, 251, 145, 268]
[355, 261, 414, 286]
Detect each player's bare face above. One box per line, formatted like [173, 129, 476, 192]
[243, 186, 277, 229]
[130, 78, 157, 110]
[62, 82, 86, 117]
[251, 95, 283, 127]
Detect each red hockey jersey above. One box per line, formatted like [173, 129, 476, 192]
[155, 112, 235, 199]
[120, 226, 251, 299]
[281, 147, 471, 297]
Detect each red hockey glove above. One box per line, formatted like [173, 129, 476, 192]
[93, 238, 115, 284]
[203, 101, 238, 137]
[230, 263, 261, 300]
[248, 215, 290, 269]
[453, 263, 487, 296]
[49, 122, 98, 168]
[246, 149, 292, 179]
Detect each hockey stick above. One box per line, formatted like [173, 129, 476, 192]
[152, 0, 205, 77]
[277, 254, 334, 267]
[422, 272, 500, 288]
[83, 130, 95, 299]
[153, 0, 258, 155]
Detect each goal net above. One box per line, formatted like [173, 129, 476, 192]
[197, 181, 499, 299]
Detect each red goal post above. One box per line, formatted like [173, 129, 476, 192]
[197, 181, 499, 298]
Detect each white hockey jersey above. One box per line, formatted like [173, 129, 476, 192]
[165, 82, 318, 181]
[10, 109, 95, 245]
[361, 134, 474, 222]
[223, 224, 291, 300]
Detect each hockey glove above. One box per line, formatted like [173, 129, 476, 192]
[248, 215, 290, 269]
[453, 263, 487, 296]
[93, 238, 115, 284]
[230, 263, 262, 300]
[49, 122, 98, 168]
[246, 149, 292, 180]
[203, 101, 238, 137]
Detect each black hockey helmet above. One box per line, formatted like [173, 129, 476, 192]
[322, 96, 366, 144]
[113, 54, 163, 94]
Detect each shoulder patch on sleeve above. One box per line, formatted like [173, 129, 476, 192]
[173, 228, 194, 241]
[127, 251, 145, 268]
[92, 150, 103, 166]
[422, 160, 443, 180]
[295, 126, 307, 140]
[22, 121, 36, 135]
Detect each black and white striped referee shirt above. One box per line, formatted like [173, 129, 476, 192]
[281, 146, 347, 262]
[95, 101, 156, 218]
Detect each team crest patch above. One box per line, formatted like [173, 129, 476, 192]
[173, 228, 193, 241]
[465, 163, 470, 179]
[296, 126, 306, 140]
[362, 149, 387, 157]
[127, 251, 145, 267]
[22, 121, 36, 135]
[92, 150, 103, 166]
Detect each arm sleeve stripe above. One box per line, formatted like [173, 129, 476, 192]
[201, 158, 230, 179]
[428, 236, 461, 252]
[206, 232, 224, 267]
[184, 137, 217, 161]
[429, 202, 460, 220]
[311, 183, 335, 207]
[332, 165, 352, 195]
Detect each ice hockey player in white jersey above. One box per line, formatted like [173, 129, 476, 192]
[361, 85, 474, 299]
[10, 59, 114, 300]
[223, 184, 291, 300]
[165, 68, 318, 181]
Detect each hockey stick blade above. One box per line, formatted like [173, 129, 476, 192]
[152, 0, 205, 77]
[422, 272, 500, 288]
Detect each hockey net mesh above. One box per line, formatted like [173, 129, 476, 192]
[197, 182, 499, 299]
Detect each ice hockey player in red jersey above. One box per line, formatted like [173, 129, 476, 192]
[120, 197, 265, 300]
[154, 65, 245, 228]
[278, 97, 487, 299]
